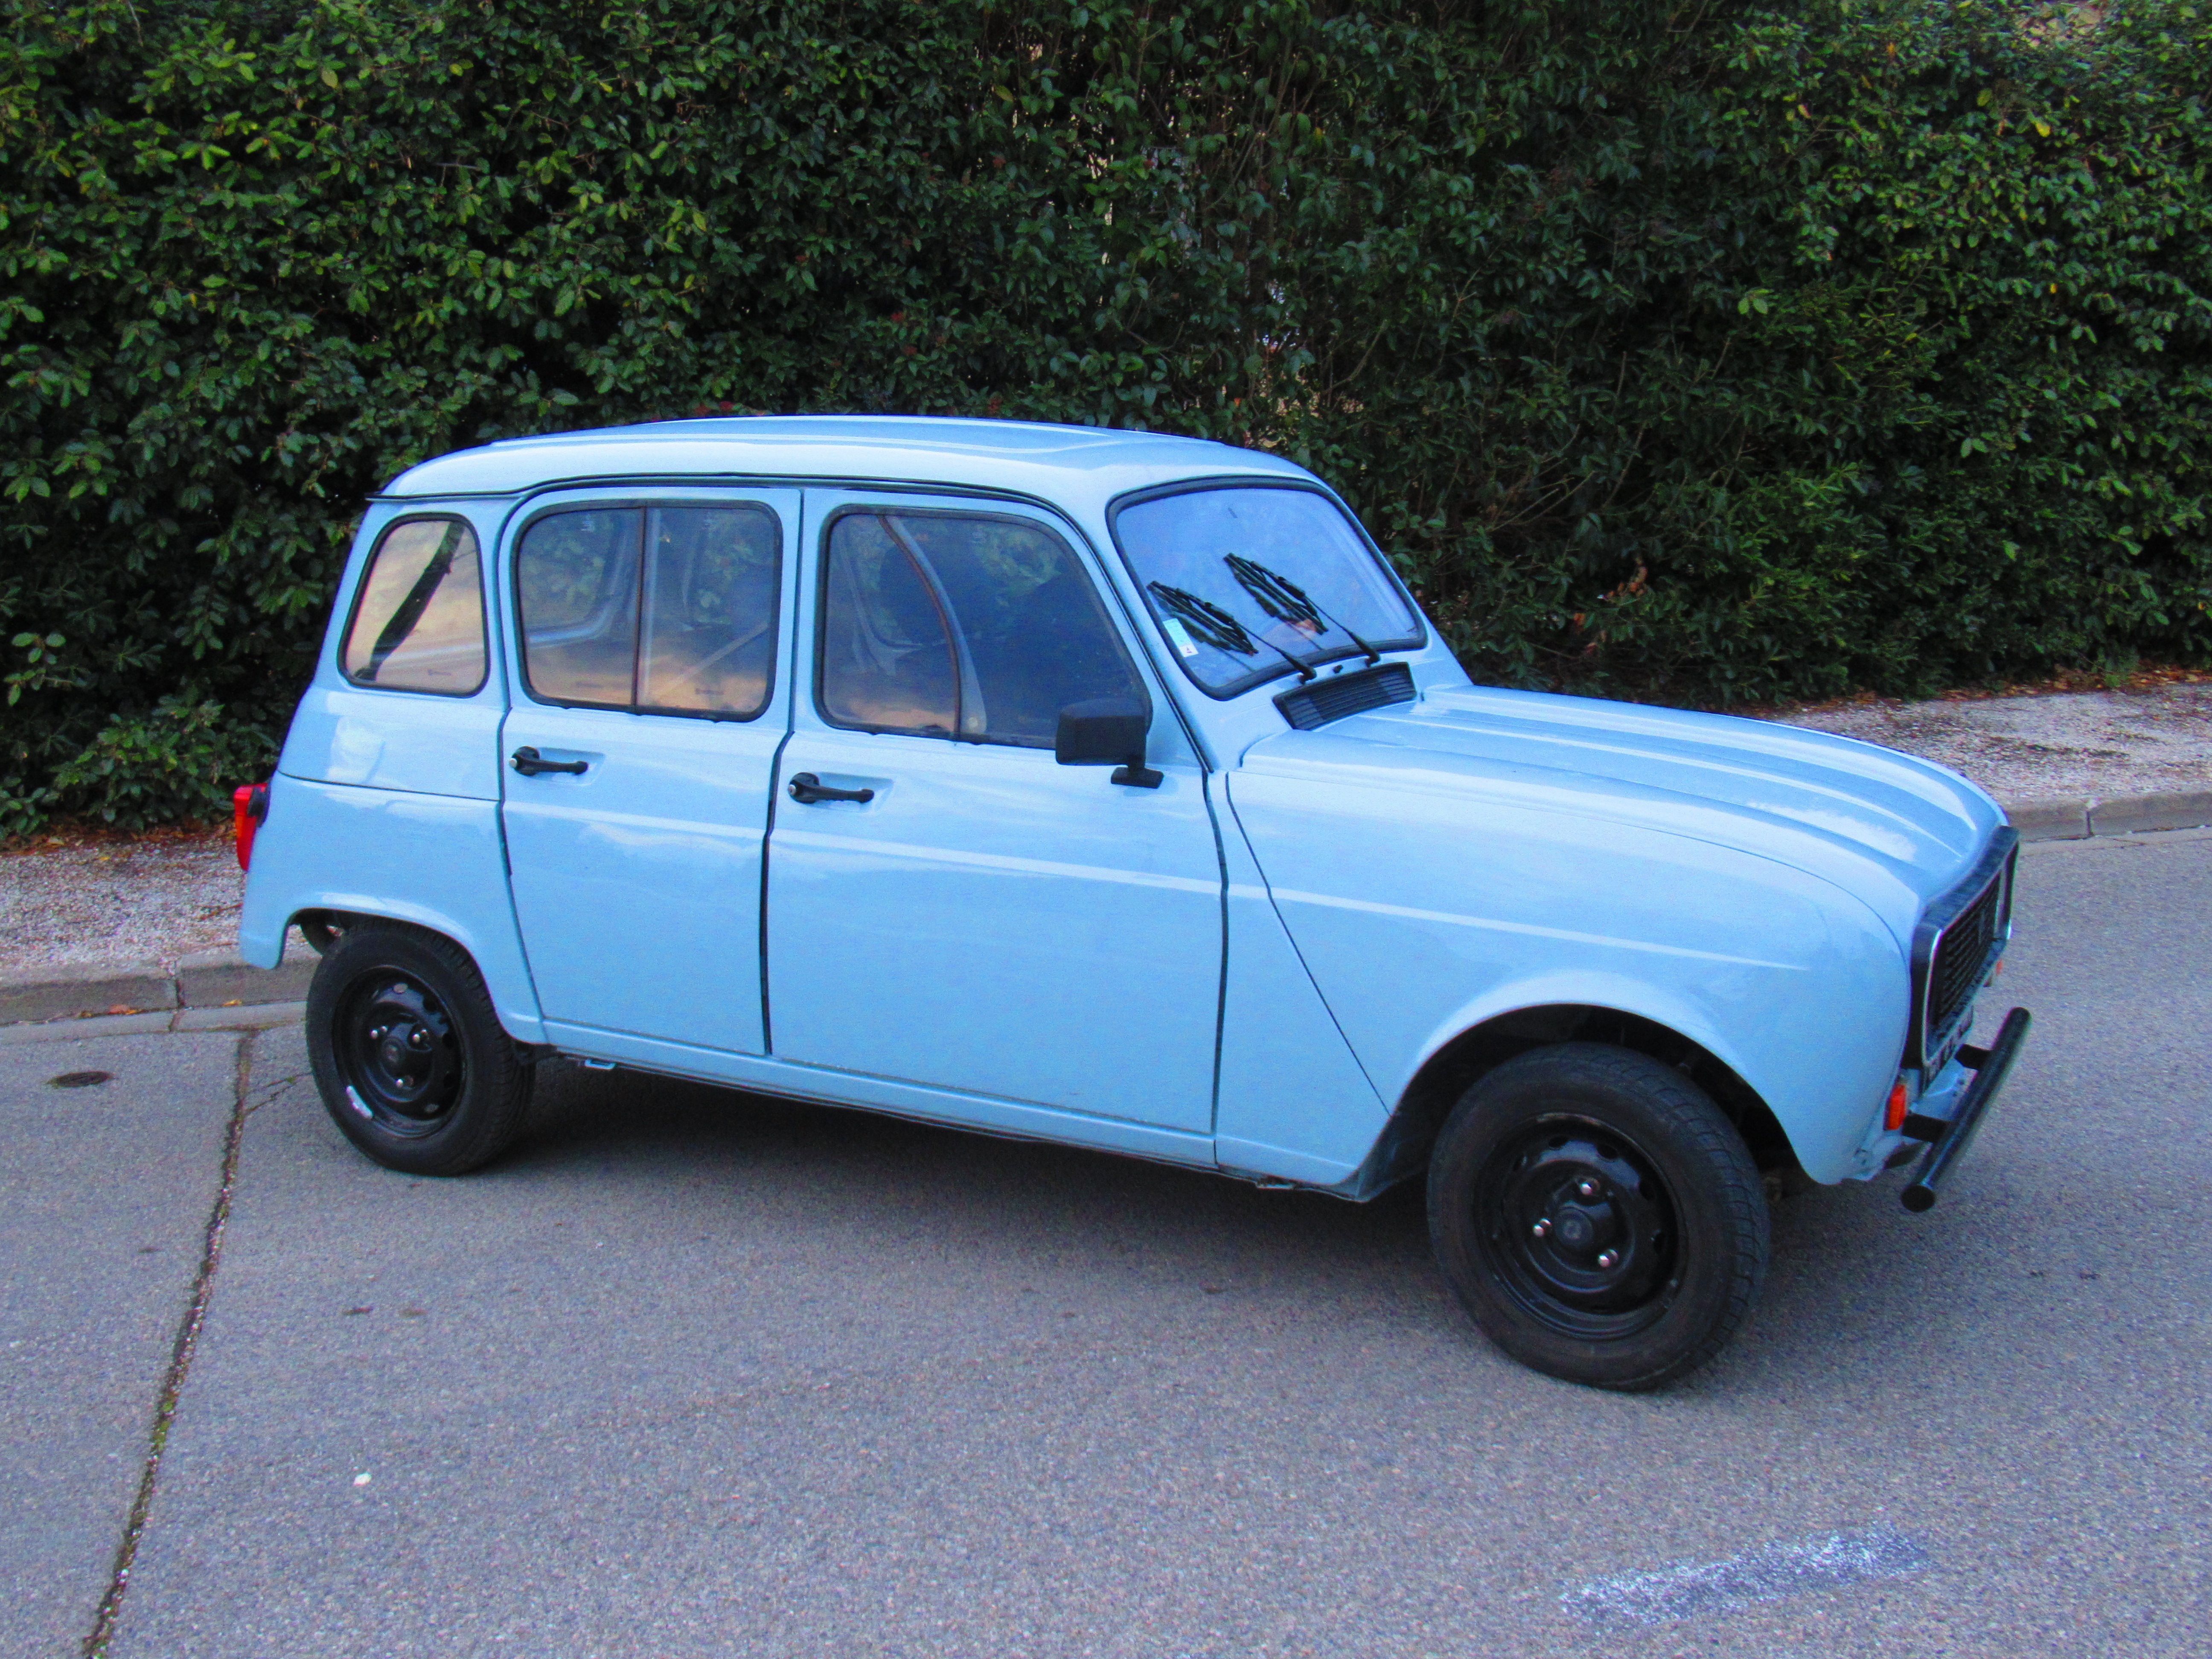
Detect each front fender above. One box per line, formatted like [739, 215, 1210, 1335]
[1225, 772, 1909, 1185]
[1402, 963, 1900, 1185]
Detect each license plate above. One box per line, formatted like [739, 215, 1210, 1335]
[1930, 1014, 1971, 1075]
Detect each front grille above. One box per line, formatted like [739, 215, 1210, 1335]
[1927, 872, 2003, 1039]
[1908, 828, 2017, 1068]
[1275, 662, 1416, 730]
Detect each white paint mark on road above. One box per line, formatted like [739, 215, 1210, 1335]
[1564, 1527, 1929, 1627]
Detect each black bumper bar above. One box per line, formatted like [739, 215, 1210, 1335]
[1901, 1005, 2032, 1213]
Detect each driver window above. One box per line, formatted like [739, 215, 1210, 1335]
[818, 510, 1147, 747]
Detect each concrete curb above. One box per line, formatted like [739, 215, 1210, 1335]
[0, 949, 316, 1030]
[0, 960, 178, 1025]
[2002, 789, 2212, 842]
[2, 786, 2207, 1036]
[0, 1001, 306, 1045]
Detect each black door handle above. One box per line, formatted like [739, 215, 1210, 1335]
[512, 746, 588, 777]
[787, 771, 875, 805]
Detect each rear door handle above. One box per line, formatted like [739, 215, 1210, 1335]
[512, 746, 588, 777]
[787, 771, 874, 805]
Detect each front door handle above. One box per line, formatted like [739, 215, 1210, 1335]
[787, 771, 875, 805]
[512, 746, 588, 777]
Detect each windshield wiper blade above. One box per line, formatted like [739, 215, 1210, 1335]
[1224, 555, 1381, 666]
[1147, 581, 1315, 682]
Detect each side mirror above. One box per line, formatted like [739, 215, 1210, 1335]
[1054, 698, 1163, 789]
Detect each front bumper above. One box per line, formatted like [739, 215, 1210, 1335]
[1898, 1005, 2032, 1213]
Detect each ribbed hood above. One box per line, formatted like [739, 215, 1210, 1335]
[1237, 684, 2005, 942]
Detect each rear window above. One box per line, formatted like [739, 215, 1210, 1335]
[340, 518, 488, 695]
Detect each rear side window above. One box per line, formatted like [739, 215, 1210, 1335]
[818, 509, 1146, 747]
[640, 506, 783, 716]
[515, 509, 641, 707]
[515, 503, 781, 719]
[340, 518, 487, 695]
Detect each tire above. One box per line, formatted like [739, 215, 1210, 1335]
[306, 921, 534, 1176]
[1426, 1043, 1768, 1391]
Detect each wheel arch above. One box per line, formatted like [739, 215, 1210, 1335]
[291, 906, 355, 955]
[283, 900, 547, 1045]
[1345, 1004, 1794, 1200]
[288, 902, 476, 960]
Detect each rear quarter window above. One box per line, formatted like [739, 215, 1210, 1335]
[339, 517, 489, 696]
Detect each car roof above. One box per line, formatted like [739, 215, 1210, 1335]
[379, 415, 1313, 509]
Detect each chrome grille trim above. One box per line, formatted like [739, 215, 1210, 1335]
[1907, 826, 2019, 1069]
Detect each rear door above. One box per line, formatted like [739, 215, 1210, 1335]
[763, 491, 1223, 1131]
[499, 488, 798, 1054]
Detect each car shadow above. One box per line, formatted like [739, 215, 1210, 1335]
[474, 1057, 2022, 1406]
[512, 1057, 1434, 1281]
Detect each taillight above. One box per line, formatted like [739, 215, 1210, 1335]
[233, 781, 270, 871]
[1884, 1077, 1910, 1132]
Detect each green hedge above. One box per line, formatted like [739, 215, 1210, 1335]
[3, 0, 2207, 830]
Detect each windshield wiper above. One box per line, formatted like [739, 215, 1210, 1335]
[1225, 555, 1381, 667]
[1147, 582, 1315, 683]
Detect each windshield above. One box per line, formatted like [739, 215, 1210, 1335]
[1111, 486, 1423, 696]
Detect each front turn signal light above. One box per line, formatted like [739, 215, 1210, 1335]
[1885, 1077, 1910, 1132]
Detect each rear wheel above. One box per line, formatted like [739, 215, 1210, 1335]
[1427, 1044, 1768, 1390]
[306, 922, 533, 1176]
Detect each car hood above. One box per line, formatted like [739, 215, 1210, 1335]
[1235, 684, 2006, 942]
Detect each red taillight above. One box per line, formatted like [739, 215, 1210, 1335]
[233, 782, 269, 871]
[1884, 1077, 1910, 1132]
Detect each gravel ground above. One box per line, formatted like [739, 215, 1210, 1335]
[0, 835, 241, 976]
[1783, 684, 2212, 800]
[1, 685, 2203, 981]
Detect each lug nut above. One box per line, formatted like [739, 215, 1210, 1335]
[1531, 1219, 1550, 1239]
[1577, 1179, 1600, 1199]
[1596, 1249, 1620, 1270]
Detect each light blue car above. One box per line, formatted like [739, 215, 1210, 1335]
[237, 416, 2028, 1389]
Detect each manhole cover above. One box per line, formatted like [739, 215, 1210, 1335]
[47, 1071, 114, 1089]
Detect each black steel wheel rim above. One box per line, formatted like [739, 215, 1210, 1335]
[1472, 1115, 1681, 1339]
[332, 970, 465, 1138]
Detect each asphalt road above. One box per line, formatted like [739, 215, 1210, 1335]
[3, 830, 2206, 1658]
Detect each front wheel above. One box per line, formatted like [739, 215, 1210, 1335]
[306, 922, 534, 1176]
[1427, 1044, 1768, 1390]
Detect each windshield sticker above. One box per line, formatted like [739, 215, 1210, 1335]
[1162, 616, 1200, 658]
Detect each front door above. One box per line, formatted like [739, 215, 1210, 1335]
[765, 492, 1222, 1132]
[500, 489, 797, 1054]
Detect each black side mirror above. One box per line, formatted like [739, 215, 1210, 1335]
[1054, 698, 1163, 789]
